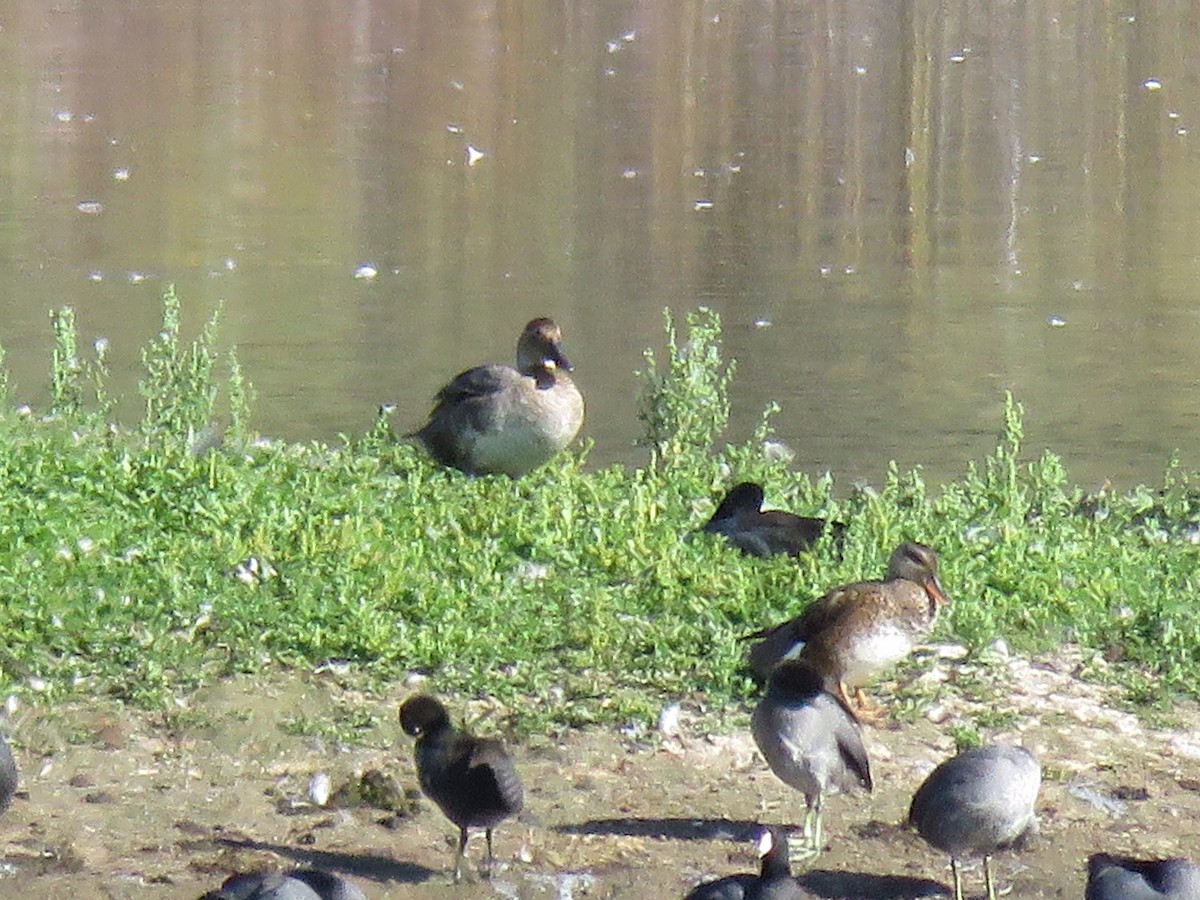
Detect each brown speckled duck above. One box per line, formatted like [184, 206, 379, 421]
[702, 482, 846, 558]
[410, 318, 584, 477]
[744, 541, 949, 716]
[399, 695, 524, 882]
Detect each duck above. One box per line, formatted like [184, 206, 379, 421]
[409, 317, 584, 477]
[398, 694, 524, 882]
[199, 868, 366, 900]
[1086, 853, 1200, 899]
[684, 826, 804, 899]
[751, 659, 872, 860]
[908, 744, 1040, 900]
[702, 482, 846, 558]
[743, 541, 949, 717]
[0, 729, 17, 815]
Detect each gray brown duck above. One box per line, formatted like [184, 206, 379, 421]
[745, 541, 949, 717]
[410, 318, 584, 477]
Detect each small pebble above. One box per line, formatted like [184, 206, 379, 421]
[308, 772, 331, 807]
[658, 703, 682, 737]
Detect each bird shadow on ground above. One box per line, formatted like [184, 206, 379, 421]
[215, 837, 435, 885]
[554, 816, 763, 842]
[797, 869, 948, 899]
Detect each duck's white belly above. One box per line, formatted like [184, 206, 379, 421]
[469, 381, 584, 477]
[841, 625, 913, 686]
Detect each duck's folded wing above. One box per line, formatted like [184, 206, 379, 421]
[834, 719, 873, 792]
[466, 739, 525, 814]
[432, 364, 519, 406]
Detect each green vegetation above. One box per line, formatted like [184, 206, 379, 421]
[0, 293, 1198, 732]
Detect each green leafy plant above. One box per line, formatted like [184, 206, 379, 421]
[636, 307, 734, 465]
[0, 293, 1196, 731]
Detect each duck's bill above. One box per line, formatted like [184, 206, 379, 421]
[925, 576, 950, 606]
[548, 348, 573, 371]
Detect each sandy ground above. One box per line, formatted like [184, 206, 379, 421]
[1, 646, 1198, 899]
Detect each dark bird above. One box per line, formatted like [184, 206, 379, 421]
[751, 660, 872, 859]
[908, 744, 1040, 900]
[409, 318, 584, 477]
[399, 694, 524, 882]
[199, 868, 366, 900]
[1086, 853, 1200, 899]
[684, 826, 804, 899]
[744, 541, 949, 717]
[702, 482, 845, 558]
[0, 729, 17, 815]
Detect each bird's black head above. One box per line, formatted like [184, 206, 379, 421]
[399, 695, 452, 737]
[706, 482, 765, 527]
[766, 658, 831, 699]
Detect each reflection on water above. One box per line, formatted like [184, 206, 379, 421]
[3, 1, 1200, 487]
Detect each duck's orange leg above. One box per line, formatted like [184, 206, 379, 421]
[849, 685, 887, 723]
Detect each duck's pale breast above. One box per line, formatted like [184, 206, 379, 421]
[464, 375, 583, 476]
[837, 623, 915, 686]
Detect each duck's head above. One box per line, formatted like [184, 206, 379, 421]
[399, 694, 452, 737]
[756, 825, 791, 873]
[517, 318, 573, 375]
[766, 657, 841, 702]
[704, 482, 765, 529]
[887, 541, 950, 607]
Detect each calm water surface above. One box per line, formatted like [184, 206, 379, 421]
[4, 0, 1200, 487]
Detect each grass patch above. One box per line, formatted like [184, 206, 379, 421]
[0, 295, 1198, 732]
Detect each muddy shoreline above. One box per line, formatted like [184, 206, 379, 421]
[2, 648, 1198, 899]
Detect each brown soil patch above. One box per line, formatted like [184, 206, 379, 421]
[1, 646, 1197, 899]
